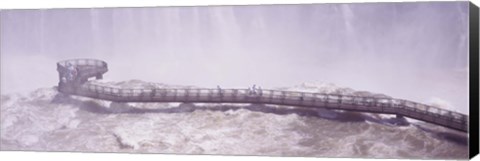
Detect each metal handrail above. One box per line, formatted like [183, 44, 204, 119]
[56, 59, 469, 132]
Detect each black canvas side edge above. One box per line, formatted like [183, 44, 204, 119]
[470, 1, 480, 159]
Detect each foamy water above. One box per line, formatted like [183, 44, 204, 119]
[0, 81, 468, 159]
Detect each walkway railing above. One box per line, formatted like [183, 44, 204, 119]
[56, 59, 469, 132]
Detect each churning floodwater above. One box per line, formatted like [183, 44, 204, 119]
[0, 80, 469, 159]
[0, 1, 471, 159]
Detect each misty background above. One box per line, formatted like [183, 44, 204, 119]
[0, 2, 469, 113]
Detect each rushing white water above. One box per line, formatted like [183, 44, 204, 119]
[0, 81, 468, 159]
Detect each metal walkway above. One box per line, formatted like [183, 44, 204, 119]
[56, 59, 469, 132]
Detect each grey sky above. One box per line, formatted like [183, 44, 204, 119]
[0, 2, 470, 113]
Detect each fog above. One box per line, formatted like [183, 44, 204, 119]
[0, 2, 469, 113]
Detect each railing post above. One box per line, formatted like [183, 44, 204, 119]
[207, 89, 212, 101]
[325, 94, 330, 107]
[173, 89, 177, 102]
[218, 88, 223, 101]
[150, 89, 156, 101]
[312, 93, 316, 106]
[300, 93, 305, 105]
[338, 95, 342, 106]
[185, 89, 190, 102]
[379, 98, 384, 112]
[196, 89, 200, 101]
[269, 90, 274, 103]
[232, 89, 237, 101]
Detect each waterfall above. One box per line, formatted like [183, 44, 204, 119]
[0, 2, 470, 113]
